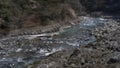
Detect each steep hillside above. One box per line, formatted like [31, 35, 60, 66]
[0, 0, 120, 35]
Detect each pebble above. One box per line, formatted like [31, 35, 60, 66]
[16, 48, 23, 52]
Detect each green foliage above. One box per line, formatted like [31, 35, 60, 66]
[0, 0, 33, 29]
[38, 0, 63, 6]
[0, 0, 68, 30]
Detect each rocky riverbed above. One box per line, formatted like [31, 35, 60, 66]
[0, 16, 119, 68]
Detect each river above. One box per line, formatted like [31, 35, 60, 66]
[0, 16, 114, 68]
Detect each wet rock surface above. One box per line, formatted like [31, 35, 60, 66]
[0, 16, 120, 68]
[30, 17, 120, 68]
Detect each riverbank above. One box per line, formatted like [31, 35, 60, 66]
[27, 16, 120, 68]
[0, 16, 119, 68]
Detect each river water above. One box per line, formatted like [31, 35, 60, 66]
[0, 16, 110, 68]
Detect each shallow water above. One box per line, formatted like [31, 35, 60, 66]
[0, 16, 108, 67]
